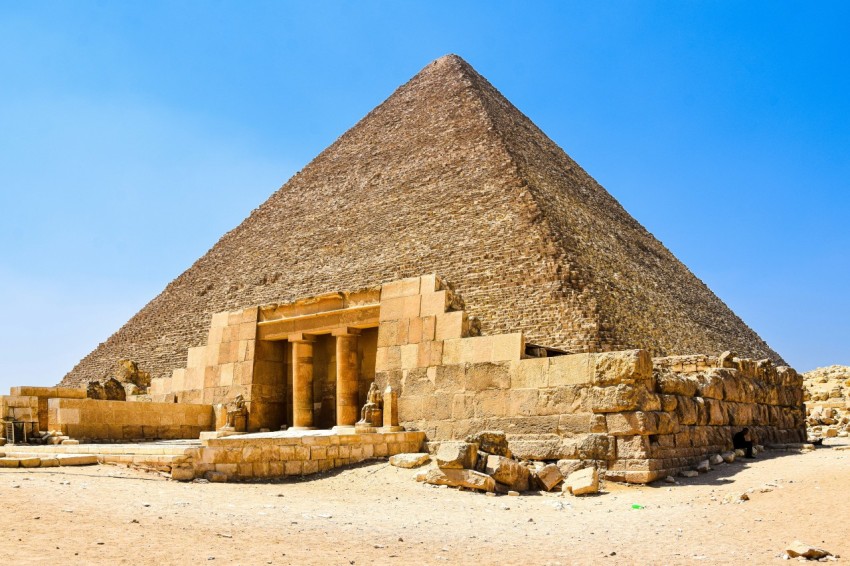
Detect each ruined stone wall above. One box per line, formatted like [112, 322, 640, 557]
[47, 398, 214, 442]
[61, 54, 781, 390]
[373, 275, 803, 483]
[185, 431, 424, 482]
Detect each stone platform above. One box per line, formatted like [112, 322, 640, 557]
[185, 428, 425, 481]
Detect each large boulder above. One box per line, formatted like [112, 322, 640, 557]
[484, 455, 529, 492]
[535, 463, 563, 491]
[562, 467, 599, 496]
[436, 441, 478, 470]
[424, 468, 495, 492]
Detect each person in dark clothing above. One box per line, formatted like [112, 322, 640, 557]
[733, 428, 755, 458]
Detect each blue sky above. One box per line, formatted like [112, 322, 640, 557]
[1, 1, 847, 393]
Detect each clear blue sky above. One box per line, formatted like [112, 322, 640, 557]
[1, 2, 847, 393]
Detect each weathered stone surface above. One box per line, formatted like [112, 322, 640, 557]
[785, 541, 832, 560]
[103, 377, 127, 401]
[205, 471, 228, 482]
[465, 430, 511, 458]
[593, 350, 652, 386]
[536, 463, 563, 491]
[389, 453, 431, 469]
[424, 468, 495, 492]
[709, 454, 724, 466]
[696, 460, 711, 473]
[484, 455, 529, 492]
[86, 381, 105, 400]
[171, 466, 196, 481]
[0, 458, 20, 468]
[680, 469, 699, 478]
[58, 455, 98, 466]
[563, 467, 599, 496]
[436, 441, 478, 470]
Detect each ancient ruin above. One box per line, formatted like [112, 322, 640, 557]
[1, 55, 807, 486]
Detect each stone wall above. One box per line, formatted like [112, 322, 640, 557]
[61, 54, 782, 390]
[6, 386, 87, 432]
[47, 398, 214, 442]
[184, 431, 424, 481]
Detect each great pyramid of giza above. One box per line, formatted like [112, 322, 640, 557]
[61, 54, 781, 386]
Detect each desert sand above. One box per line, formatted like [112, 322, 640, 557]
[2, 441, 847, 565]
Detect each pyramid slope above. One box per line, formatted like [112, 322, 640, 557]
[61, 55, 781, 386]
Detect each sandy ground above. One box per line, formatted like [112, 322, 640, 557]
[1, 442, 848, 565]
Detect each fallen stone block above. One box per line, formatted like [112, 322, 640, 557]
[205, 471, 228, 483]
[38, 457, 61, 467]
[484, 455, 529, 492]
[536, 463, 564, 491]
[170, 466, 195, 482]
[562, 467, 599, 496]
[696, 460, 711, 473]
[424, 468, 496, 492]
[721, 451, 736, 463]
[465, 431, 511, 457]
[785, 540, 832, 560]
[61, 439, 80, 445]
[709, 454, 724, 466]
[57, 455, 98, 466]
[436, 441, 478, 470]
[0, 458, 20, 468]
[680, 470, 699, 478]
[389, 453, 431, 469]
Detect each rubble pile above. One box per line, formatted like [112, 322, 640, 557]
[803, 365, 850, 440]
[413, 431, 600, 496]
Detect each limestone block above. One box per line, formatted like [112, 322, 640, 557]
[381, 276, 421, 299]
[435, 311, 466, 341]
[419, 274, 439, 293]
[463, 362, 511, 391]
[558, 412, 604, 435]
[38, 457, 60, 467]
[490, 333, 524, 362]
[421, 316, 436, 341]
[535, 463, 563, 491]
[407, 317, 424, 344]
[424, 468, 496, 492]
[473, 390, 508, 418]
[388, 453, 430, 468]
[785, 541, 832, 560]
[656, 373, 699, 397]
[590, 384, 641, 413]
[563, 467, 599, 496]
[375, 346, 401, 372]
[548, 354, 594, 387]
[434, 365, 466, 391]
[484, 455, 529, 491]
[675, 396, 698, 425]
[399, 343, 420, 369]
[19, 457, 43, 468]
[378, 320, 402, 347]
[417, 340, 443, 367]
[451, 394, 475, 419]
[420, 290, 450, 316]
[187, 346, 208, 369]
[593, 350, 652, 386]
[436, 441, 478, 469]
[441, 339, 463, 365]
[0, 458, 20, 468]
[509, 389, 539, 416]
[465, 430, 511, 457]
[379, 295, 420, 322]
[511, 358, 548, 389]
[616, 435, 652, 459]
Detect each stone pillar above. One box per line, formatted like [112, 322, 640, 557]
[381, 385, 403, 432]
[333, 328, 360, 427]
[289, 334, 316, 429]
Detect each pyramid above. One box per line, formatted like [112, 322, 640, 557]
[60, 54, 781, 387]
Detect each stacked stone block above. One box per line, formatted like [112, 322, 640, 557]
[186, 431, 424, 481]
[47, 398, 214, 442]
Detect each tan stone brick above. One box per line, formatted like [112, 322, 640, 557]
[435, 311, 466, 340]
[187, 346, 208, 369]
[407, 316, 424, 344]
[473, 390, 508, 417]
[381, 276, 421, 299]
[375, 346, 401, 372]
[441, 339, 463, 365]
[490, 333, 524, 362]
[511, 358, 548, 389]
[593, 349, 653, 386]
[548, 354, 594, 387]
[284, 460, 302, 475]
[509, 389, 539, 416]
[464, 362, 511, 391]
[421, 316, 436, 341]
[400, 343, 420, 369]
[420, 290, 450, 316]
[459, 336, 493, 364]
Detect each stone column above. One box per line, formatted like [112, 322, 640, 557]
[333, 328, 360, 427]
[289, 334, 316, 429]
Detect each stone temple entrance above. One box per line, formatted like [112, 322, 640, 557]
[255, 288, 380, 431]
